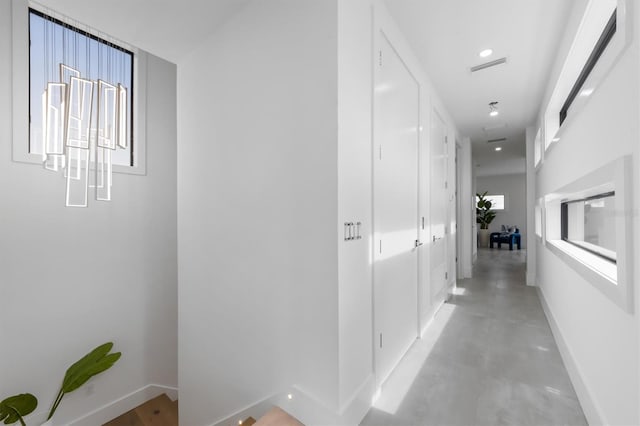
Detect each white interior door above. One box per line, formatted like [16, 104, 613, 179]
[373, 33, 419, 387]
[430, 110, 448, 300]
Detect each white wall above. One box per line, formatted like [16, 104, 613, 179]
[177, 1, 339, 424]
[177, 1, 461, 424]
[457, 137, 473, 278]
[476, 173, 527, 248]
[472, 164, 478, 260]
[525, 127, 536, 285]
[0, 2, 178, 424]
[534, 1, 640, 424]
[337, 0, 374, 414]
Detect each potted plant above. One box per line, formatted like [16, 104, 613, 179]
[0, 342, 120, 426]
[477, 191, 497, 248]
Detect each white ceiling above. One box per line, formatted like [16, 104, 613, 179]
[384, 0, 575, 177]
[35, 0, 253, 64]
[36, 0, 574, 177]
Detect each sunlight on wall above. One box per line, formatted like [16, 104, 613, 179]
[374, 229, 419, 262]
[373, 303, 456, 414]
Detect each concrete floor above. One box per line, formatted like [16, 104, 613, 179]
[361, 248, 587, 426]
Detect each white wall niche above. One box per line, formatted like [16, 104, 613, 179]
[534, 127, 543, 169]
[543, 0, 631, 154]
[544, 155, 633, 313]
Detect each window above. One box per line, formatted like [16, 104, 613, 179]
[561, 192, 616, 262]
[476, 195, 504, 210]
[559, 10, 616, 126]
[28, 8, 134, 166]
[543, 156, 633, 312]
[542, 0, 628, 151]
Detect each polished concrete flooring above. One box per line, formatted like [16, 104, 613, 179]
[361, 249, 587, 426]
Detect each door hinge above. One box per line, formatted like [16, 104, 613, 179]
[380, 332, 383, 348]
[379, 240, 382, 254]
[379, 50, 383, 67]
[422, 217, 425, 229]
[445, 181, 448, 189]
[445, 272, 448, 280]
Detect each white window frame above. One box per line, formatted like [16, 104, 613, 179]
[476, 194, 507, 212]
[543, 0, 631, 153]
[11, 0, 147, 175]
[544, 156, 633, 313]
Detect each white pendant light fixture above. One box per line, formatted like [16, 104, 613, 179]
[40, 13, 129, 208]
[489, 101, 499, 117]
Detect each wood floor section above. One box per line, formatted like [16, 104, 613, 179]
[103, 396, 302, 426]
[103, 394, 178, 426]
[254, 407, 304, 426]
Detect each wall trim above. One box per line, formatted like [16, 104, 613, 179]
[420, 299, 446, 337]
[66, 384, 178, 426]
[537, 287, 605, 425]
[338, 374, 375, 424]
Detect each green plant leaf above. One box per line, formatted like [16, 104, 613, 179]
[49, 342, 122, 420]
[62, 342, 113, 391]
[0, 394, 37, 425]
[63, 352, 121, 393]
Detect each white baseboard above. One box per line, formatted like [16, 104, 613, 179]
[66, 384, 178, 426]
[537, 288, 604, 425]
[420, 299, 445, 338]
[337, 374, 375, 425]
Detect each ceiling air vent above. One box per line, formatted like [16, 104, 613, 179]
[487, 138, 507, 144]
[471, 57, 507, 73]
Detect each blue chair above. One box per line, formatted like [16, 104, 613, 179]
[490, 229, 521, 250]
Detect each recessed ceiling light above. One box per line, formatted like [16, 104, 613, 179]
[580, 88, 594, 97]
[495, 147, 502, 151]
[552, 137, 560, 142]
[490, 111, 499, 117]
[479, 49, 493, 58]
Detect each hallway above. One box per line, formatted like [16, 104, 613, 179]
[362, 249, 587, 426]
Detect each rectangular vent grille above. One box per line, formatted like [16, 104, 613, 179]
[487, 138, 507, 144]
[471, 57, 507, 72]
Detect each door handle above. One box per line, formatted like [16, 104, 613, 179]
[415, 240, 423, 248]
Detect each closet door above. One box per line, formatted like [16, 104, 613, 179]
[373, 32, 420, 386]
